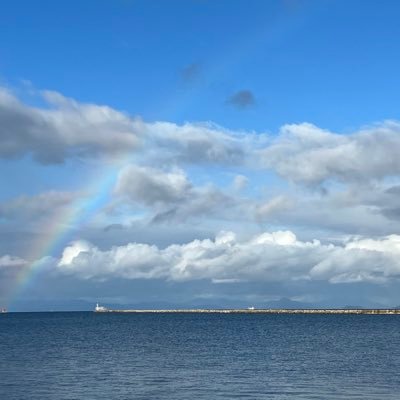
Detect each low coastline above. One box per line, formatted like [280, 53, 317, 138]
[94, 308, 400, 314]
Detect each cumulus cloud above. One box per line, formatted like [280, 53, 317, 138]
[114, 165, 237, 222]
[261, 122, 400, 186]
[5, 84, 400, 190]
[0, 86, 258, 166]
[57, 230, 400, 284]
[251, 180, 400, 237]
[310, 235, 400, 283]
[0, 88, 139, 163]
[256, 188, 398, 238]
[5, 84, 400, 272]
[0, 254, 27, 269]
[112, 164, 400, 236]
[143, 121, 253, 166]
[115, 165, 191, 206]
[226, 90, 256, 109]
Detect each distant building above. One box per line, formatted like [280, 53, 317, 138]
[95, 303, 108, 312]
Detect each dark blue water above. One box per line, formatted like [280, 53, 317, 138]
[1, 312, 400, 399]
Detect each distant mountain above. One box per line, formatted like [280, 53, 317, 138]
[10, 298, 317, 312]
[343, 305, 365, 309]
[263, 298, 314, 309]
[16, 297, 399, 312]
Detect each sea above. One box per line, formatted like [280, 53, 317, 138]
[1, 312, 400, 399]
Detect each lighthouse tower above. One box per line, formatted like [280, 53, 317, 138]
[94, 303, 107, 312]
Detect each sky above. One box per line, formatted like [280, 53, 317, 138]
[2, 0, 400, 311]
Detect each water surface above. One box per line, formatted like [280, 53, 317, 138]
[1, 312, 399, 399]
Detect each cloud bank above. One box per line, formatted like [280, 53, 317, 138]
[57, 231, 400, 284]
[3, 85, 400, 307]
[3, 85, 400, 190]
[0, 87, 257, 166]
[261, 122, 400, 186]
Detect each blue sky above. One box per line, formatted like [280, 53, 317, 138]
[2, 0, 400, 132]
[2, 0, 400, 310]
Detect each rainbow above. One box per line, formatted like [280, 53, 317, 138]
[5, 159, 124, 309]
[4, 10, 295, 309]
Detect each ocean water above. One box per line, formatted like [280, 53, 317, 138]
[1, 312, 400, 399]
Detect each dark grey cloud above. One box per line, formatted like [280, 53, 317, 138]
[151, 188, 234, 224]
[103, 223, 125, 232]
[385, 185, 400, 196]
[114, 165, 238, 223]
[180, 63, 201, 82]
[376, 185, 400, 220]
[226, 90, 256, 109]
[115, 165, 191, 207]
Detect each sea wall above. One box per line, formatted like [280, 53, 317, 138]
[95, 308, 400, 314]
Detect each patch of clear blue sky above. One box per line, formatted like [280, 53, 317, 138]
[1, 0, 400, 197]
[1, 0, 400, 132]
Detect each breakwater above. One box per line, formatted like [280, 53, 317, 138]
[95, 308, 400, 314]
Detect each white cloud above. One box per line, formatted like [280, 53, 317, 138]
[0, 254, 27, 269]
[6, 85, 400, 194]
[0, 88, 140, 163]
[4, 85, 400, 190]
[0, 87, 260, 166]
[58, 240, 93, 266]
[261, 121, 400, 185]
[5, 85, 400, 287]
[57, 230, 400, 284]
[143, 121, 255, 166]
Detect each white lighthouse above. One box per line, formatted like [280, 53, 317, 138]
[94, 303, 108, 312]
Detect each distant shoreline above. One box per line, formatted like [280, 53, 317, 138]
[94, 308, 400, 315]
